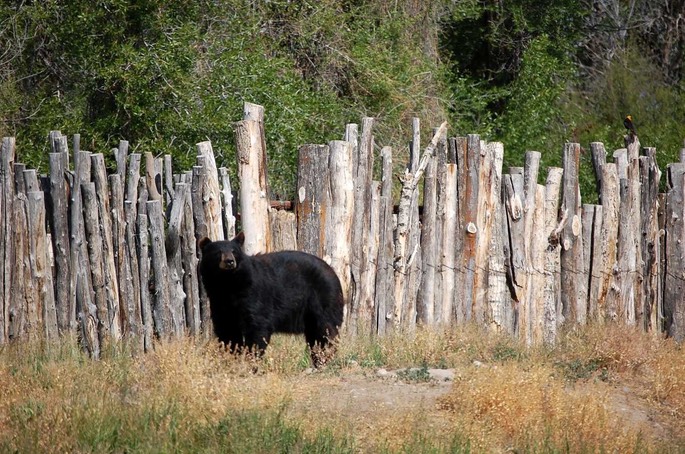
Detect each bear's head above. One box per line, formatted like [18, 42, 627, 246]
[198, 232, 246, 272]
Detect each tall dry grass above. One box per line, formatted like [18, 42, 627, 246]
[0, 324, 683, 452]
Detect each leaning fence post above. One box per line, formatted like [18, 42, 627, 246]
[392, 123, 448, 330]
[91, 154, 121, 341]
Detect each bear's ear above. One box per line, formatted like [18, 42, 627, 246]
[233, 231, 245, 248]
[197, 237, 212, 251]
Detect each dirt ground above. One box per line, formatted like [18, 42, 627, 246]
[282, 364, 680, 450]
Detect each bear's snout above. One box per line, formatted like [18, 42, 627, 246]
[219, 253, 237, 270]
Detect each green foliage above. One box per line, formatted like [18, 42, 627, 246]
[0, 1, 451, 198]
[2, 0, 684, 201]
[496, 35, 574, 169]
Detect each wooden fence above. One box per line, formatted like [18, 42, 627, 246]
[1, 102, 685, 356]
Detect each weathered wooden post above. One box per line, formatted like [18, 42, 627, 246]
[595, 163, 620, 322]
[403, 118, 423, 329]
[72, 149, 99, 357]
[111, 142, 128, 339]
[0, 137, 15, 343]
[196, 141, 224, 242]
[486, 143, 508, 333]
[124, 154, 144, 351]
[359, 181, 381, 332]
[560, 143, 587, 325]
[352, 118, 376, 333]
[615, 139, 643, 325]
[417, 130, 444, 325]
[448, 137, 464, 323]
[374, 146, 394, 335]
[591, 142, 607, 204]
[147, 198, 174, 339]
[10, 164, 29, 340]
[503, 167, 525, 328]
[219, 167, 236, 240]
[82, 181, 113, 349]
[191, 160, 212, 339]
[458, 135, 482, 323]
[91, 154, 121, 340]
[234, 105, 272, 254]
[165, 183, 190, 337]
[180, 183, 201, 336]
[472, 141, 501, 324]
[543, 167, 563, 344]
[640, 148, 662, 333]
[392, 123, 448, 330]
[296, 144, 330, 256]
[520, 151, 541, 342]
[26, 180, 58, 341]
[269, 208, 297, 251]
[440, 161, 457, 326]
[48, 133, 73, 335]
[145, 152, 163, 202]
[528, 184, 546, 345]
[324, 140, 355, 325]
[137, 178, 154, 351]
[664, 163, 685, 341]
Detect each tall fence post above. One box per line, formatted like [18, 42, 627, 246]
[486, 143, 508, 333]
[1, 138, 16, 344]
[324, 140, 355, 326]
[560, 143, 586, 325]
[374, 146, 394, 335]
[234, 114, 272, 254]
[640, 147, 662, 332]
[48, 133, 72, 335]
[664, 163, 685, 341]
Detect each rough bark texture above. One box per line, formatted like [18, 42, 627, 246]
[324, 140, 355, 326]
[560, 143, 586, 325]
[296, 144, 330, 256]
[234, 120, 272, 254]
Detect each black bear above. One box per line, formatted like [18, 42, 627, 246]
[198, 232, 344, 367]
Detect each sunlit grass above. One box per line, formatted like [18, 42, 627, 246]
[0, 324, 683, 452]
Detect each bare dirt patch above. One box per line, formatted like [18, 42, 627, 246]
[279, 363, 682, 451]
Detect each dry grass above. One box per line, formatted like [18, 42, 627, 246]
[0, 324, 683, 453]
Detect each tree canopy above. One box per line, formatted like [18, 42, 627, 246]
[1, 0, 683, 199]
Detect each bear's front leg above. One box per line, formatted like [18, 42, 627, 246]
[244, 329, 271, 357]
